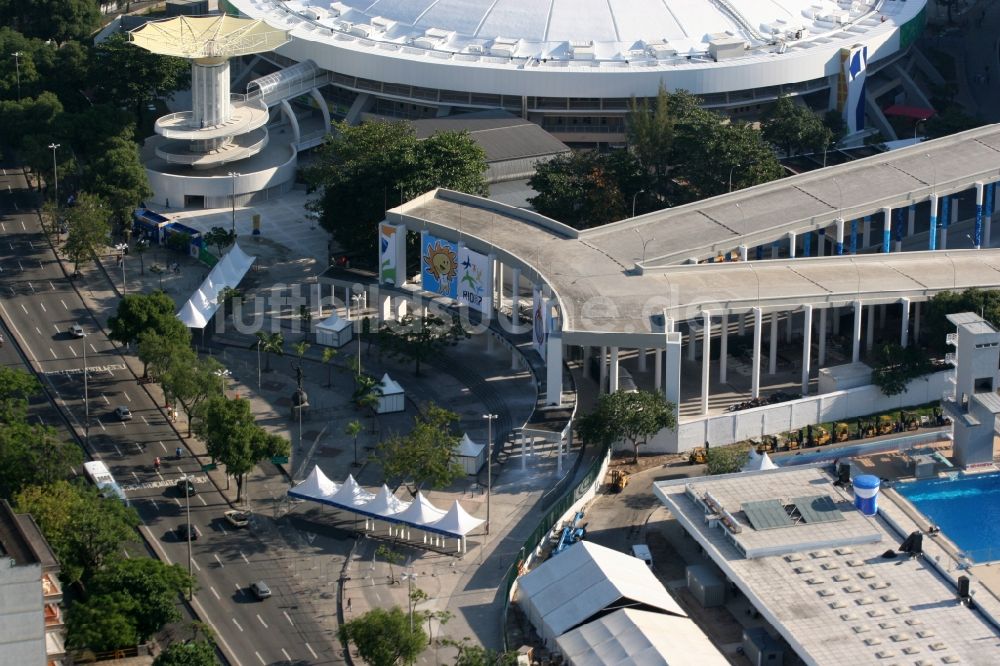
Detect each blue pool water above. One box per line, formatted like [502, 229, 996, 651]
[897, 471, 1000, 562]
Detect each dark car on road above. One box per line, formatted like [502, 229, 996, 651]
[176, 523, 200, 540]
[176, 477, 197, 496]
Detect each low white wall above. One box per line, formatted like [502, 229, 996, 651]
[652, 371, 951, 453]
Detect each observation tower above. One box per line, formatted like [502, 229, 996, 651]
[131, 15, 289, 168]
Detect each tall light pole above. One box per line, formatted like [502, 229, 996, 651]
[633, 228, 654, 264]
[82, 337, 89, 448]
[115, 243, 127, 294]
[482, 413, 497, 534]
[184, 479, 193, 600]
[11, 52, 22, 102]
[402, 571, 418, 630]
[256, 338, 262, 388]
[48, 143, 60, 206]
[631, 189, 645, 218]
[228, 171, 240, 234]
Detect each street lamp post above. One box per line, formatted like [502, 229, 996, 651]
[631, 189, 646, 218]
[632, 228, 654, 264]
[115, 243, 127, 294]
[402, 571, 418, 630]
[184, 479, 193, 600]
[228, 172, 240, 234]
[82, 337, 89, 448]
[48, 143, 60, 206]
[482, 413, 497, 534]
[11, 52, 22, 102]
[256, 338, 262, 389]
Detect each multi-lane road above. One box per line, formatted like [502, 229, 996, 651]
[0, 165, 340, 665]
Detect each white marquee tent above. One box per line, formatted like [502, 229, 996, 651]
[177, 243, 256, 329]
[454, 433, 486, 475]
[377, 373, 405, 414]
[555, 608, 728, 666]
[742, 450, 779, 472]
[288, 468, 483, 552]
[517, 541, 686, 643]
[315, 313, 352, 348]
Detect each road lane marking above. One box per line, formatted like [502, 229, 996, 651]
[141, 415, 148, 425]
[283, 611, 294, 626]
[305, 643, 318, 660]
[132, 471, 140, 485]
[240, 551, 249, 565]
[191, 558, 200, 572]
[214, 554, 224, 568]
[34, 326, 41, 335]
[280, 648, 291, 661]
[256, 614, 268, 629]
[48, 347, 56, 359]
[124, 391, 132, 402]
[28, 282, 34, 293]
[254, 652, 264, 665]
[20, 219, 24, 230]
[20, 304, 27, 314]
[197, 495, 207, 506]
[173, 498, 181, 507]
[159, 441, 167, 453]
[101, 394, 110, 404]
[49, 281, 54, 291]
[210, 586, 220, 600]
[28, 240, 33, 249]
[60, 299, 67, 310]
[114, 445, 122, 457]
[98, 421, 106, 431]
[52, 324, 60, 333]
[38, 302, 45, 312]
[89, 343, 97, 354]
[155, 471, 163, 482]
[150, 499, 158, 511]
[17, 260, 22, 271]
[69, 347, 77, 357]
[232, 618, 244, 632]
[0, 302, 36, 362]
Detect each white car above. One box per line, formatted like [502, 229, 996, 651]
[224, 510, 250, 528]
[69, 324, 85, 338]
[114, 406, 132, 421]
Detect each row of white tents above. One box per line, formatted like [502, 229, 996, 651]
[288, 467, 484, 552]
[177, 243, 256, 329]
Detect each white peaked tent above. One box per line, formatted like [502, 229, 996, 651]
[176, 243, 256, 329]
[377, 373, 405, 414]
[429, 501, 484, 537]
[742, 451, 779, 472]
[315, 313, 352, 348]
[288, 465, 339, 502]
[394, 491, 446, 526]
[327, 474, 375, 511]
[454, 433, 486, 475]
[364, 485, 411, 520]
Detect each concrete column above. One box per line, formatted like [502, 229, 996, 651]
[818, 307, 827, 367]
[908, 204, 916, 236]
[687, 322, 697, 361]
[879, 303, 887, 328]
[985, 183, 994, 248]
[637, 348, 647, 372]
[817, 229, 826, 257]
[929, 193, 939, 251]
[882, 206, 892, 253]
[738, 313, 746, 336]
[719, 312, 729, 384]
[832, 306, 840, 335]
[701, 312, 711, 416]
[900, 298, 911, 347]
[914, 301, 921, 343]
[665, 335, 682, 406]
[496, 262, 504, 307]
[866, 304, 875, 352]
[952, 196, 959, 225]
[786, 310, 793, 343]
[510, 267, 521, 328]
[771, 242, 780, 259]
[599, 346, 607, 392]
[941, 196, 950, 250]
[863, 216, 871, 249]
[751, 307, 763, 398]
[803, 232, 812, 257]
[850, 219, 858, 254]
[546, 333, 563, 406]
[769, 311, 779, 375]
[835, 218, 845, 255]
[894, 209, 903, 253]
[788, 232, 796, 258]
[975, 182, 985, 249]
[801, 305, 813, 395]
[609, 346, 620, 393]
[654, 347, 663, 389]
[852, 300, 862, 363]
[738, 244, 749, 262]
[378, 292, 392, 322]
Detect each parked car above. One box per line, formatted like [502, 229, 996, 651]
[114, 405, 132, 421]
[224, 510, 250, 528]
[250, 581, 272, 600]
[69, 324, 85, 338]
[176, 523, 200, 540]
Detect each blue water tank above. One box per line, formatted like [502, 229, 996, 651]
[853, 474, 881, 516]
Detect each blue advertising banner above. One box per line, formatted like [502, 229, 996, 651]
[420, 232, 459, 299]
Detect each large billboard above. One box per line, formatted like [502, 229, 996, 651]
[456, 246, 491, 313]
[378, 222, 403, 285]
[420, 232, 459, 299]
[839, 45, 867, 134]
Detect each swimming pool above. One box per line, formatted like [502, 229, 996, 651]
[896, 471, 1000, 563]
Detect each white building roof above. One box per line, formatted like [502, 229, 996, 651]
[517, 541, 685, 642]
[555, 608, 728, 666]
[455, 433, 485, 458]
[379, 373, 404, 396]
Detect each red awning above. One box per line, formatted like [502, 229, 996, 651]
[882, 105, 936, 120]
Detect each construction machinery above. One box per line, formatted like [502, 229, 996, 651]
[811, 426, 832, 447]
[688, 447, 708, 465]
[877, 414, 895, 436]
[610, 469, 629, 492]
[757, 435, 778, 453]
[785, 432, 801, 450]
[900, 411, 920, 431]
[834, 423, 851, 442]
[856, 418, 876, 439]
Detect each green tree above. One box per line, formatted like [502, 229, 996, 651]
[528, 151, 638, 228]
[303, 120, 487, 259]
[450, 642, 519, 666]
[66, 592, 138, 653]
[577, 390, 676, 462]
[0, 365, 41, 422]
[626, 83, 675, 187]
[761, 95, 832, 157]
[158, 349, 224, 436]
[0, 91, 64, 179]
[338, 606, 426, 666]
[110, 291, 190, 348]
[925, 106, 982, 139]
[195, 397, 289, 501]
[321, 347, 338, 387]
[680, 120, 784, 199]
[922, 288, 1000, 353]
[871, 343, 935, 396]
[378, 312, 469, 376]
[86, 132, 153, 234]
[89, 558, 196, 643]
[202, 226, 236, 257]
[377, 403, 463, 493]
[0, 0, 101, 43]
[345, 419, 363, 467]
[705, 443, 751, 475]
[15, 480, 140, 584]
[63, 191, 111, 273]
[376, 543, 403, 584]
[0, 421, 83, 497]
[91, 32, 190, 120]
[152, 640, 218, 666]
[252, 331, 284, 371]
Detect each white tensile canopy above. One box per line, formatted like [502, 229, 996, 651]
[287, 465, 339, 501]
[326, 474, 375, 511]
[364, 485, 411, 520]
[555, 608, 729, 666]
[177, 243, 256, 329]
[377, 373, 405, 414]
[393, 491, 447, 527]
[742, 451, 778, 472]
[315, 313, 353, 348]
[428, 500, 484, 537]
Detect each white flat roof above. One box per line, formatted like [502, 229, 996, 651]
[654, 467, 1000, 666]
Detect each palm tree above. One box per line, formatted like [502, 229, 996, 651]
[345, 420, 363, 467]
[252, 331, 284, 371]
[321, 347, 338, 387]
